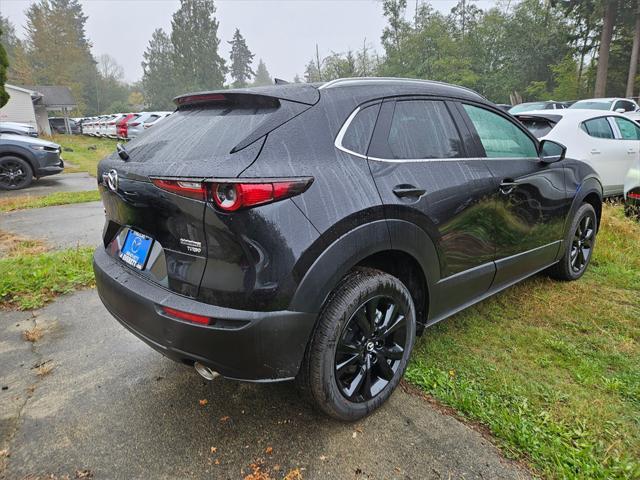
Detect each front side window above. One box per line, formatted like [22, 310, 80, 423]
[387, 100, 463, 159]
[341, 103, 380, 156]
[463, 104, 538, 158]
[581, 118, 614, 139]
[614, 117, 640, 140]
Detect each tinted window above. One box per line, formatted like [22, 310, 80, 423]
[341, 104, 379, 156]
[518, 118, 556, 138]
[387, 100, 462, 159]
[582, 118, 614, 139]
[463, 104, 538, 158]
[126, 105, 278, 162]
[614, 100, 636, 112]
[614, 117, 640, 140]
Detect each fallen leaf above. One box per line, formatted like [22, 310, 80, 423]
[352, 431, 357, 438]
[265, 446, 273, 455]
[273, 464, 281, 471]
[75, 469, 93, 479]
[355, 427, 363, 433]
[199, 399, 208, 406]
[210, 446, 217, 454]
[319, 455, 327, 461]
[0, 449, 8, 457]
[214, 459, 220, 465]
[283, 468, 303, 480]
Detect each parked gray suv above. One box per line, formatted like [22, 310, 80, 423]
[0, 133, 63, 190]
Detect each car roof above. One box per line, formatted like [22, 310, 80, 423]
[515, 108, 631, 121]
[175, 77, 487, 108]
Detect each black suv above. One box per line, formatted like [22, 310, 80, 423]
[93, 78, 602, 420]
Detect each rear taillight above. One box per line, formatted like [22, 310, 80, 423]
[151, 178, 313, 211]
[108, 122, 116, 125]
[161, 306, 212, 325]
[151, 179, 207, 200]
[629, 192, 640, 200]
[129, 122, 140, 127]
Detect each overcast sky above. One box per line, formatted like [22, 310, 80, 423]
[1, 0, 496, 83]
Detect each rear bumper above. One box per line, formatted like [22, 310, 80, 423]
[93, 247, 317, 382]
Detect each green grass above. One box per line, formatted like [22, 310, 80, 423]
[0, 246, 95, 310]
[0, 190, 100, 213]
[407, 205, 640, 479]
[47, 134, 117, 176]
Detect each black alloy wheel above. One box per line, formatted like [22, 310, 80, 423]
[0, 157, 33, 190]
[335, 296, 407, 402]
[570, 213, 595, 274]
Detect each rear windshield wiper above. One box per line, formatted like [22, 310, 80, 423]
[116, 143, 130, 161]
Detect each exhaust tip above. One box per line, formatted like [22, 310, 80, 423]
[194, 361, 220, 381]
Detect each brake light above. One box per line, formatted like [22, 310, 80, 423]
[151, 179, 207, 200]
[175, 93, 226, 106]
[629, 192, 640, 200]
[161, 306, 212, 325]
[150, 178, 313, 210]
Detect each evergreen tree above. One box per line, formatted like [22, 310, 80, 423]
[24, 0, 99, 113]
[252, 59, 272, 86]
[0, 25, 9, 107]
[228, 28, 254, 88]
[142, 28, 178, 110]
[170, 0, 227, 93]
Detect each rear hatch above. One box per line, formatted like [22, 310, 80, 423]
[97, 86, 319, 298]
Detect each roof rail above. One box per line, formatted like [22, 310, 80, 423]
[318, 77, 486, 100]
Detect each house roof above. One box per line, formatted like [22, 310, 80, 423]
[23, 85, 77, 108]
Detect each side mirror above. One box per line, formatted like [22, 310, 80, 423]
[539, 139, 566, 163]
[615, 108, 626, 113]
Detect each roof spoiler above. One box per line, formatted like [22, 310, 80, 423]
[174, 84, 320, 108]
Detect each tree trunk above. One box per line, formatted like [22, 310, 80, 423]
[626, 0, 640, 98]
[594, 0, 616, 97]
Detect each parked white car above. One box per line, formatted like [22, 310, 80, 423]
[569, 97, 639, 115]
[515, 109, 640, 197]
[126, 111, 170, 139]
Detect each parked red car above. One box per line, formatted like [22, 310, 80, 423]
[116, 113, 139, 140]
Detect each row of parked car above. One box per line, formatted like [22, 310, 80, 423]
[503, 96, 640, 118]
[77, 112, 173, 140]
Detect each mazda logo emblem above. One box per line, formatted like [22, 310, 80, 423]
[105, 169, 119, 192]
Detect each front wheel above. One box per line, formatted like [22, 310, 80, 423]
[548, 203, 597, 281]
[298, 268, 416, 421]
[0, 156, 33, 190]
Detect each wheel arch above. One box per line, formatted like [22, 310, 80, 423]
[289, 219, 439, 330]
[0, 147, 38, 177]
[571, 176, 603, 231]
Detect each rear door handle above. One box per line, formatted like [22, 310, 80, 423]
[392, 186, 426, 199]
[499, 181, 518, 195]
[628, 148, 637, 154]
[591, 149, 601, 155]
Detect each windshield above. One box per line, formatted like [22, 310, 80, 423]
[569, 100, 613, 110]
[509, 103, 548, 114]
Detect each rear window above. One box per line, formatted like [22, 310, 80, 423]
[518, 117, 557, 138]
[581, 117, 614, 139]
[341, 104, 379, 156]
[126, 105, 278, 162]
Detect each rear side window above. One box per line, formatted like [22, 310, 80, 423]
[387, 100, 463, 159]
[581, 118, 614, 139]
[341, 104, 379, 156]
[614, 117, 640, 140]
[518, 118, 556, 138]
[127, 105, 278, 161]
[463, 104, 538, 158]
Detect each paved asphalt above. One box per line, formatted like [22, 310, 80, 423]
[0, 201, 104, 250]
[0, 290, 530, 480]
[0, 173, 97, 199]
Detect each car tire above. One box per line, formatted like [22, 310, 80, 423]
[548, 203, 597, 281]
[0, 156, 33, 190]
[298, 267, 416, 421]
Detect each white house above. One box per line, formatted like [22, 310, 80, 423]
[0, 84, 77, 135]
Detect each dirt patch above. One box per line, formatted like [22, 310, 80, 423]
[23, 325, 44, 343]
[0, 231, 48, 258]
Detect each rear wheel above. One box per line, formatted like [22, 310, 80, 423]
[0, 156, 33, 190]
[298, 268, 416, 421]
[548, 203, 597, 281]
